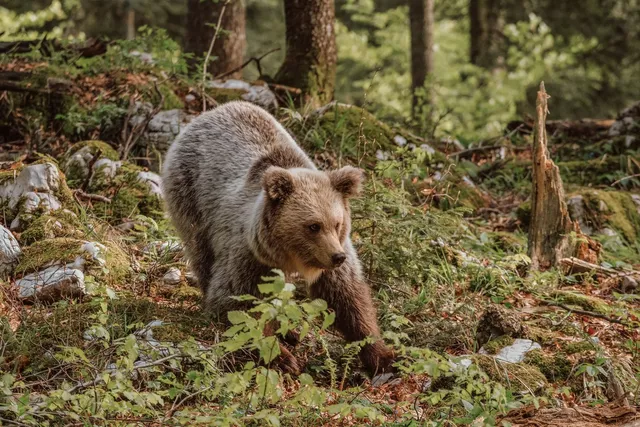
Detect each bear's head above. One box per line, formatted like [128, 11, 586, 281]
[260, 165, 363, 280]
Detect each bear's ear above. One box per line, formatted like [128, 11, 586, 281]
[263, 166, 295, 201]
[329, 165, 364, 198]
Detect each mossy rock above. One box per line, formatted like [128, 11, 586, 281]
[6, 298, 222, 374]
[60, 140, 120, 187]
[474, 354, 548, 392]
[20, 211, 85, 245]
[523, 349, 573, 383]
[574, 189, 640, 242]
[208, 87, 247, 104]
[86, 163, 163, 224]
[550, 290, 611, 315]
[284, 104, 403, 159]
[150, 82, 184, 110]
[15, 238, 89, 275]
[563, 340, 596, 355]
[483, 335, 515, 355]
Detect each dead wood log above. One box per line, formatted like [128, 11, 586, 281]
[506, 117, 614, 138]
[528, 82, 581, 271]
[0, 38, 107, 58]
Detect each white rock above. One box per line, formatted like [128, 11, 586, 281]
[494, 339, 541, 363]
[163, 267, 182, 285]
[144, 240, 183, 255]
[185, 94, 196, 103]
[0, 163, 61, 210]
[631, 194, 640, 214]
[0, 225, 21, 277]
[69, 241, 107, 271]
[420, 143, 436, 154]
[17, 265, 85, 302]
[93, 158, 122, 180]
[137, 171, 163, 197]
[393, 135, 407, 147]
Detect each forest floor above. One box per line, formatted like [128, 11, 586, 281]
[0, 45, 639, 426]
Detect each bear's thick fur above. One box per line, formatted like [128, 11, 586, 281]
[162, 101, 394, 375]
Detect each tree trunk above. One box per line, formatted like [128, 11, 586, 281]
[409, 0, 435, 118]
[126, 7, 135, 40]
[184, 0, 246, 78]
[528, 82, 579, 271]
[275, 0, 337, 108]
[469, 0, 504, 69]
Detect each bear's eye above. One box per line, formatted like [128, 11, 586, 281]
[308, 223, 321, 233]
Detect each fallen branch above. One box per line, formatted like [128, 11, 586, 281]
[0, 38, 108, 58]
[73, 189, 112, 204]
[559, 257, 618, 276]
[214, 47, 281, 80]
[541, 300, 632, 327]
[610, 173, 640, 187]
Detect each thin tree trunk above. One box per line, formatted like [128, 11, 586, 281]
[126, 7, 135, 40]
[275, 0, 337, 108]
[528, 82, 579, 271]
[469, 0, 504, 69]
[409, 0, 435, 118]
[184, 0, 246, 78]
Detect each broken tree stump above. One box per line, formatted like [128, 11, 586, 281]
[528, 82, 581, 271]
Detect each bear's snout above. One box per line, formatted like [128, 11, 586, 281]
[331, 252, 346, 267]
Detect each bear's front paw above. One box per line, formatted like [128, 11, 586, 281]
[360, 341, 396, 376]
[274, 344, 301, 375]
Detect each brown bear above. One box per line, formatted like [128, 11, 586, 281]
[162, 101, 394, 375]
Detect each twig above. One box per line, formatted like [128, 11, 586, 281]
[73, 189, 112, 204]
[214, 47, 281, 80]
[202, 0, 231, 112]
[610, 173, 640, 187]
[81, 148, 102, 191]
[541, 300, 633, 327]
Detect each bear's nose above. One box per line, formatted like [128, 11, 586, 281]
[331, 252, 346, 267]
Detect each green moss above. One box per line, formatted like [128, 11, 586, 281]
[550, 290, 611, 314]
[208, 88, 247, 104]
[475, 354, 548, 392]
[483, 335, 515, 355]
[523, 350, 572, 382]
[87, 163, 163, 224]
[152, 83, 184, 110]
[15, 238, 86, 275]
[579, 189, 640, 242]
[20, 212, 84, 245]
[7, 298, 222, 374]
[63, 140, 120, 162]
[524, 326, 556, 346]
[563, 340, 595, 355]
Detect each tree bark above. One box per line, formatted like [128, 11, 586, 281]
[469, 0, 504, 69]
[409, 0, 435, 117]
[528, 82, 579, 271]
[184, 0, 246, 78]
[275, 0, 337, 108]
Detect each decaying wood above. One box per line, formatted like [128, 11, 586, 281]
[506, 117, 615, 138]
[73, 190, 112, 204]
[0, 38, 107, 58]
[528, 82, 580, 271]
[559, 257, 618, 275]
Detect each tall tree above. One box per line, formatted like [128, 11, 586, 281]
[469, 0, 504, 69]
[184, 0, 246, 78]
[275, 0, 337, 107]
[409, 0, 435, 118]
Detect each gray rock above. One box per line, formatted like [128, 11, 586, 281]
[185, 94, 196, 103]
[209, 79, 277, 110]
[163, 267, 182, 285]
[493, 339, 541, 363]
[144, 240, 183, 255]
[0, 225, 21, 277]
[567, 195, 593, 235]
[631, 194, 640, 214]
[420, 143, 436, 154]
[17, 266, 85, 302]
[92, 158, 122, 181]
